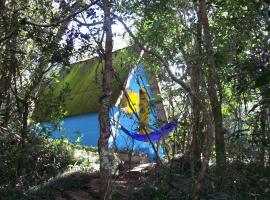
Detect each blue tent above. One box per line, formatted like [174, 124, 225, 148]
[36, 48, 170, 160]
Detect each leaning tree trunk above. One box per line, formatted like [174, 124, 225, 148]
[98, 0, 113, 199]
[199, 0, 226, 177]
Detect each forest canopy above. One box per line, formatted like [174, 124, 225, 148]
[0, 0, 270, 199]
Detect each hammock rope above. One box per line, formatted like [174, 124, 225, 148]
[119, 119, 179, 142]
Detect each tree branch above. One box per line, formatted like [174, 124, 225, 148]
[0, 28, 16, 44]
[114, 14, 193, 95]
[74, 18, 103, 27]
[25, 0, 99, 27]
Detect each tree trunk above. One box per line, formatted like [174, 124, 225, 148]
[16, 101, 29, 182]
[0, 5, 13, 126]
[190, 3, 203, 173]
[199, 0, 226, 177]
[259, 106, 266, 167]
[259, 86, 269, 168]
[98, 0, 113, 199]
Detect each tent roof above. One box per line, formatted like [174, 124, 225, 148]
[34, 47, 140, 121]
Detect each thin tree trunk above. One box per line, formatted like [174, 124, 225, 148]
[199, 0, 226, 177]
[260, 106, 266, 167]
[98, 0, 113, 199]
[190, 3, 203, 173]
[16, 101, 29, 182]
[0, 0, 17, 127]
[260, 86, 269, 167]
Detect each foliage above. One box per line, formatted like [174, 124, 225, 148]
[131, 158, 270, 200]
[0, 0, 270, 199]
[116, 0, 270, 198]
[0, 129, 99, 200]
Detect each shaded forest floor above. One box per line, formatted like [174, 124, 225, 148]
[1, 134, 270, 200]
[8, 158, 270, 200]
[25, 162, 157, 200]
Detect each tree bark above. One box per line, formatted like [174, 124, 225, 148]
[190, 3, 203, 173]
[98, 0, 113, 199]
[259, 106, 266, 167]
[199, 0, 226, 177]
[0, 0, 13, 127]
[259, 85, 269, 168]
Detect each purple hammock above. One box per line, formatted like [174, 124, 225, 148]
[120, 120, 178, 142]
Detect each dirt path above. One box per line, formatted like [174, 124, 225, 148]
[52, 163, 156, 200]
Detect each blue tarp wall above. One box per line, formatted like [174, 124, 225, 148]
[41, 63, 164, 160]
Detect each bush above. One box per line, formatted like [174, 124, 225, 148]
[0, 133, 73, 198]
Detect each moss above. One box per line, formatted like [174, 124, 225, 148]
[35, 48, 138, 121]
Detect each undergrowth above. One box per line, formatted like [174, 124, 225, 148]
[131, 157, 270, 200]
[0, 132, 98, 200]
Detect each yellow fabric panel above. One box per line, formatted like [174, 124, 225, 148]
[139, 88, 150, 134]
[121, 92, 139, 114]
[127, 92, 139, 113]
